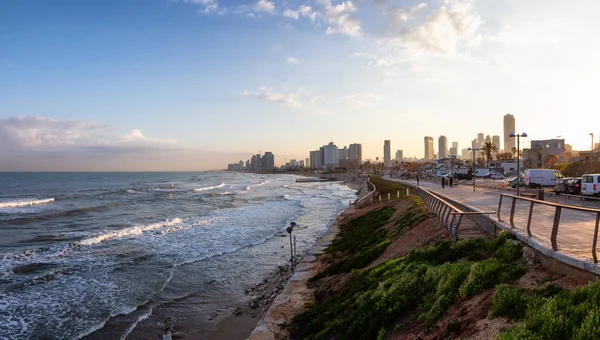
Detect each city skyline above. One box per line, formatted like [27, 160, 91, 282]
[2, 0, 599, 171]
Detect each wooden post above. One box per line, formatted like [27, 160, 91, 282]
[379, 195, 381, 202]
[387, 193, 390, 200]
[289, 232, 294, 272]
[397, 190, 400, 198]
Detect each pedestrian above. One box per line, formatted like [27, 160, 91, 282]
[416, 175, 420, 186]
[442, 177, 446, 188]
[449, 176, 454, 188]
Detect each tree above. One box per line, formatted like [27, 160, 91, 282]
[476, 156, 485, 168]
[545, 154, 558, 167]
[480, 142, 498, 167]
[497, 152, 514, 160]
[511, 147, 517, 158]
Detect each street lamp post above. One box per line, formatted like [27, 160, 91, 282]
[591, 133, 594, 152]
[467, 147, 480, 192]
[509, 132, 528, 196]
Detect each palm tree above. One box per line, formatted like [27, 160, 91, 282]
[480, 142, 498, 167]
[511, 147, 518, 159]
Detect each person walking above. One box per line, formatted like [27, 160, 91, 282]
[416, 175, 420, 186]
[449, 176, 454, 188]
[442, 176, 446, 188]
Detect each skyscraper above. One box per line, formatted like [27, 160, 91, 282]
[504, 114, 516, 153]
[477, 133, 484, 147]
[384, 140, 391, 166]
[395, 150, 403, 162]
[424, 136, 434, 160]
[493, 135, 501, 150]
[348, 143, 362, 164]
[485, 135, 491, 144]
[438, 135, 448, 159]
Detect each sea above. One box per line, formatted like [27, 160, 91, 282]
[0, 172, 357, 340]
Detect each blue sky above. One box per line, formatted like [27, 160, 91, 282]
[1, 0, 599, 170]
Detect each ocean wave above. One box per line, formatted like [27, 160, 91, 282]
[193, 182, 225, 192]
[0, 198, 54, 208]
[245, 180, 268, 191]
[6, 204, 113, 226]
[77, 218, 184, 246]
[120, 309, 152, 340]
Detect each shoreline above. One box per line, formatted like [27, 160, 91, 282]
[200, 177, 368, 340]
[163, 175, 368, 340]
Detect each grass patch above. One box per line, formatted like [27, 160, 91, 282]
[497, 280, 600, 339]
[289, 235, 527, 339]
[394, 206, 435, 236]
[311, 206, 395, 281]
[369, 176, 410, 199]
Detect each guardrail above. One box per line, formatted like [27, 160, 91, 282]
[497, 193, 600, 263]
[416, 187, 495, 241]
[353, 178, 377, 208]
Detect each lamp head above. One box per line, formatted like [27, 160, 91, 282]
[509, 132, 516, 137]
[521, 133, 528, 137]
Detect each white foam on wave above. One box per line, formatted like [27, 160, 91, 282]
[120, 308, 153, 340]
[193, 182, 225, 192]
[77, 218, 184, 246]
[0, 198, 54, 208]
[245, 180, 268, 191]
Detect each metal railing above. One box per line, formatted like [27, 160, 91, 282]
[416, 187, 496, 241]
[497, 193, 600, 263]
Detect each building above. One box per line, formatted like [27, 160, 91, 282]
[493, 135, 501, 150]
[424, 136, 434, 161]
[485, 135, 491, 144]
[262, 152, 275, 170]
[477, 133, 484, 146]
[323, 142, 338, 168]
[383, 140, 391, 166]
[438, 135, 448, 159]
[338, 146, 348, 160]
[449, 147, 458, 157]
[310, 150, 322, 169]
[471, 139, 478, 149]
[299, 160, 305, 167]
[395, 150, 403, 162]
[461, 148, 470, 160]
[305, 157, 310, 168]
[524, 139, 566, 168]
[504, 114, 516, 153]
[348, 143, 362, 165]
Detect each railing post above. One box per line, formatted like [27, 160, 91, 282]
[551, 206, 562, 251]
[449, 214, 457, 240]
[526, 201, 534, 237]
[454, 214, 464, 242]
[497, 195, 504, 222]
[593, 212, 600, 263]
[510, 197, 517, 229]
[444, 207, 453, 226]
[441, 206, 450, 231]
[379, 195, 381, 202]
[388, 193, 391, 201]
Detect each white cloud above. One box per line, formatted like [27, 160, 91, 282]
[0, 116, 176, 150]
[385, 0, 482, 54]
[183, 0, 221, 14]
[321, 1, 362, 38]
[341, 93, 383, 108]
[287, 56, 299, 64]
[254, 0, 275, 14]
[243, 87, 328, 114]
[283, 9, 299, 19]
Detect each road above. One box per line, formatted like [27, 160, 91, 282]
[384, 176, 600, 263]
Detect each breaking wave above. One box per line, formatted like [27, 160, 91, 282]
[0, 198, 54, 208]
[193, 182, 225, 192]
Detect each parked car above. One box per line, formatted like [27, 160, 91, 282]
[554, 177, 572, 195]
[566, 177, 582, 195]
[490, 172, 504, 180]
[509, 176, 525, 188]
[581, 174, 600, 197]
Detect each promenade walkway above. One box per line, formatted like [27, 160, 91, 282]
[384, 176, 600, 267]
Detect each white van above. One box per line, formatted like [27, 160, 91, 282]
[581, 174, 600, 197]
[524, 169, 565, 188]
[473, 169, 491, 177]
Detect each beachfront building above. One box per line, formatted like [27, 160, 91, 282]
[424, 136, 434, 161]
[305, 158, 310, 168]
[348, 143, 362, 164]
[310, 150, 322, 169]
[262, 152, 275, 170]
[323, 142, 339, 168]
[478, 133, 484, 146]
[438, 136, 447, 159]
[523, 139, 566, 168]
[504, 114, 516, 153]
[384, 140, 391, 167]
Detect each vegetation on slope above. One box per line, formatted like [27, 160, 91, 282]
[369, 176, 410, 199]
[289, 231, 527, 340]
[491, 281, 600, 339]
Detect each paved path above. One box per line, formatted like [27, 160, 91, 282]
[384, 176, 600, 264]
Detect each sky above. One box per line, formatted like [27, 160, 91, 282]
[1, 0, 600, 171]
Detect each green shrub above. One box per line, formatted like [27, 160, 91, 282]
[459, 260, 525, 299]
[491, 285, 528, 321]
[495, 240, 523, 263]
